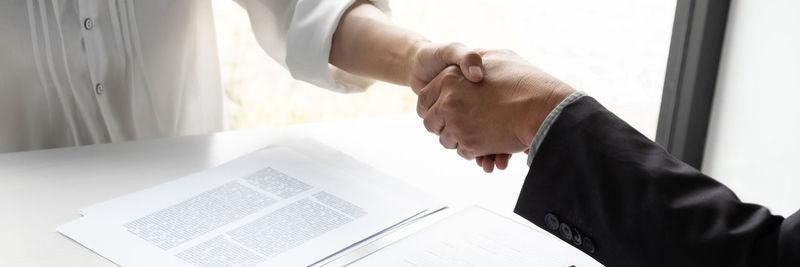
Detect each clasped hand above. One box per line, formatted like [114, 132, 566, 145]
[414, 49, 575, 172]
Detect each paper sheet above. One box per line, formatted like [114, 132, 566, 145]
[348, 206, 603, 267]
[59, 143, 443, 267]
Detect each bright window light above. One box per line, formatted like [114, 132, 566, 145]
[212, 0, 676, 139]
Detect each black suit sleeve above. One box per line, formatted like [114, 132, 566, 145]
[513, 96, 800, 266]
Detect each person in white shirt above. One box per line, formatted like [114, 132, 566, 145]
[0, 0, 484, 153]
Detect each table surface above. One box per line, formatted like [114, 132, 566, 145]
[0, 115, 550, 266]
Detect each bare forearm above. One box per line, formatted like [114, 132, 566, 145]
[329, 0, 428, 86]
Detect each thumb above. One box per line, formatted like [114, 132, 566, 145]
[439, 43, 484, 82]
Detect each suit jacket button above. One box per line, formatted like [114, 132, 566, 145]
[571, 228, 582, 245]
[559, 223, 573, 240]
[582, 237, 596, 254]
[544, 213, 560, 230]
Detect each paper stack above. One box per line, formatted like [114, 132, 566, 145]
[59, 141, 444, 266]
[348, 206, 602, 267]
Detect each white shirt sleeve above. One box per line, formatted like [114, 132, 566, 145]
[233, 0, 391, 93]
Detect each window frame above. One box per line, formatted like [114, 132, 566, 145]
[656, 0, 731, 169]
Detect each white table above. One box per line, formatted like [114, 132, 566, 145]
[0, 115, 542, 266]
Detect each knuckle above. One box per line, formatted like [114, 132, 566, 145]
[465, 149, 477, 160]
[460, 137, 481, 151]
[456, 148, 467, 158]
[442, 66, 465, 82]
[423, 120, 435, 134]
[457, 148, 473, 160]
[438, 135, 453, 149]
[417, 86, 429, 99]
[416, 90, 430, 116]
[441, 73, 460, 85]
[448, 132, 461, 149]
[440, 96, 463, 111]
[444, 119, 462, 134]
[423, 115, 441, 135]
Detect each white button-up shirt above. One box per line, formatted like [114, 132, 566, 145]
[0, 0, 387, 153]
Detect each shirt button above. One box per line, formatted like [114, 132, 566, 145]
[95, 83, 104, 95]
[559, 223, 573, 241]
[84, 18, 93, 30]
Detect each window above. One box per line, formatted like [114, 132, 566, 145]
[212, 0, 676, 139]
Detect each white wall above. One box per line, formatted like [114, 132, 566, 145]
[703, 0, 800, 216]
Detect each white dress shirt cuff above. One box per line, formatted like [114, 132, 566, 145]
[526, 91, 587, 166]
[286, 0, 390, 93]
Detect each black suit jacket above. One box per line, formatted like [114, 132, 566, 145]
[514, 97, 800, 266]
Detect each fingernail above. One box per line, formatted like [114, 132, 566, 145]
[469, 66, 483, 79]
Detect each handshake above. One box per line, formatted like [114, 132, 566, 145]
[408, 44, 575, 172]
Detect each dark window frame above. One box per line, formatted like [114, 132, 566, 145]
[656, 0, 731, 169]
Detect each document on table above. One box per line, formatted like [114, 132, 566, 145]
[58, 141, 444, 267]
[348, 206, 603, 267]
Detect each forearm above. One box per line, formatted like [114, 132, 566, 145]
[329, 0, 428, 87]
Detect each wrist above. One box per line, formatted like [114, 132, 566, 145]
[404, 39, 430, 92]
[516, 80, 575, 149]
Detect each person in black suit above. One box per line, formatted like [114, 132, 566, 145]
[415, 49, 799, 266]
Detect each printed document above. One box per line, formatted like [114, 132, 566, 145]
[59, 144, 442, 266]
[348, 206, 602, 267]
